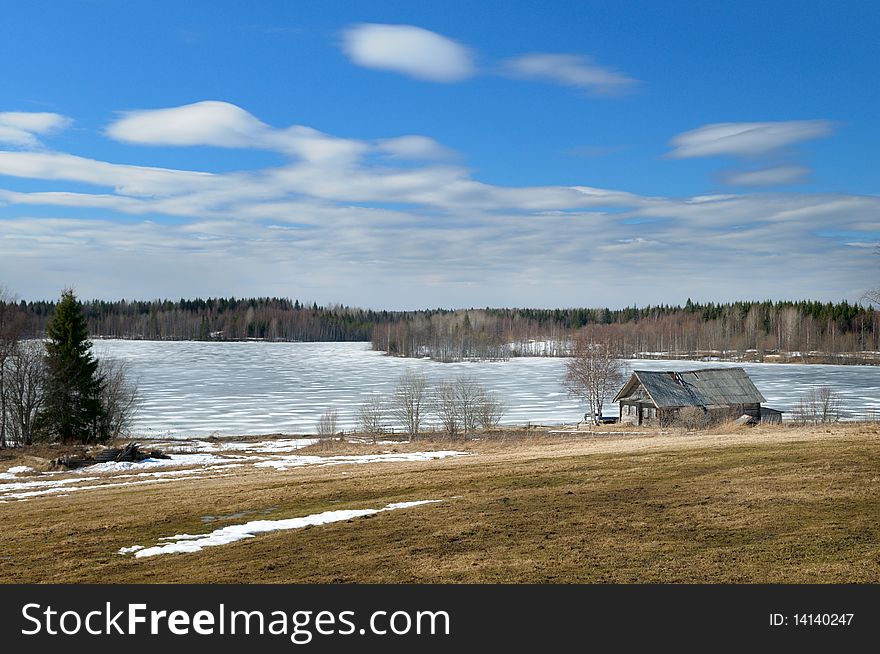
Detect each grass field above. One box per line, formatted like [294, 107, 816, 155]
[1, 423, 878, 583]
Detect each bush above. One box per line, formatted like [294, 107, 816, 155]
[676, 406, 710, 430]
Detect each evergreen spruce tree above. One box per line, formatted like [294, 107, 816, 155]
[37, 289, 105, 442]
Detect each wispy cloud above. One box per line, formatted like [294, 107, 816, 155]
[374, 135, 457, 160]
[502, 53, 638, 95]
[0, 112, 72, 148]
[721, 165, 810, 187]
[668, 120, 834, 158]
[340, 23, 475, 82]
[1, 102, 876, 306]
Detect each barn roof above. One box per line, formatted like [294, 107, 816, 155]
[613, 368, 766, 408]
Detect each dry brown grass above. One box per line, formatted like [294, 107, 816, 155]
[1, 423, 878, 584]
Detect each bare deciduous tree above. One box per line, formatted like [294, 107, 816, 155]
[4, 340, 45, 446]
[96, 357, 140, 441]
[392, 371, 428, 440]
[433, 380, 461, 437]
[453, 376, 483, 438]
[563, 330, 627, 425]
[358, 394, 386, 442]
[316, 408, 339, 439]
[432, 376, 503, 438]
[793, 386, 841, 424]
[0, 287, 26, 448]
[476, 389, 505, 429]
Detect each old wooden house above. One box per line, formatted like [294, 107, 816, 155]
[613, 367, 782, 426]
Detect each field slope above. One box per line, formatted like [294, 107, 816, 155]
[1, 424, 878, 583]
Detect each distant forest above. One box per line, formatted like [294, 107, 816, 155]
[5, 296, 879, 363]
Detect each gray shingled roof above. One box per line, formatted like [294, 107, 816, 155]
[613, 368, 766, 408]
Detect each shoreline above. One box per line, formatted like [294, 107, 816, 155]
[89, 336, 880, 366]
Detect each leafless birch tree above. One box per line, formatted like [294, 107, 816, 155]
[96, 357, 140, 441]
[392, 371, 428, 439]
[476, 389, 505, 429]
[563, 330, 627, 425]
[793, 386, 841, 424]
[4, 340, 46, 446]
[0, 287, 26, 448]
[433, 380, 460, 437]
[432, 376, 502, 438]
[358, 394, 386, 441]
[317, 408, 339, 439]
[453, 376, 483, 437]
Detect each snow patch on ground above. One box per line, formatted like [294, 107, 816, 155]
[254, 450, 467, 471]
[78, 453, 235, 474]
[118, 545, 144, 554]
[0, 476, 101, 494]
[128, 500, 444, 558]
[0, 466, 35, 480]
[0, 444, 469, 503]
[187, 438, 320, 453]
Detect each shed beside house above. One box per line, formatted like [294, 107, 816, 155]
[613, 367, 782, 426]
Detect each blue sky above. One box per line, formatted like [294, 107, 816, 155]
[1, 0, 878, 308]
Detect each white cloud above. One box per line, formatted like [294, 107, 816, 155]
[106, 101, 367, 163]
[340, 23, 475, 82]
[0, 151, 216, 197]
[722, 166, 810, 187]
[503, 53, 638, 95]
[375, 135, 456, 160]
[106, 101, 266, 148]
[339, 25, 637, 100]
[0, 112, 72, 148]
[668, 120, 834, 158]
[1, 103, 877, 307]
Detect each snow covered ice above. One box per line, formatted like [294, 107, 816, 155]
[92, 340, 880, 438]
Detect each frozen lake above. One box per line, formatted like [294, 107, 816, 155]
[93, 340, 880, 438]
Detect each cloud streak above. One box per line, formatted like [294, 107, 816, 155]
[503, 53, 638, 95]
[0, 112, 72, 148]
[721, 165, 810, 187]
[668, 120, 834, 158]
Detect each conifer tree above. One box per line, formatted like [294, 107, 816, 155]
[37, 289, 105, 442]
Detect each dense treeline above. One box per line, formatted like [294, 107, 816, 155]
[3, 297, 878, 363]
[372, 300, 880, 362]
[12, 297, 381, 342]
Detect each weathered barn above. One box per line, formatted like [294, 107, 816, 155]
[613, 367, 782, 426]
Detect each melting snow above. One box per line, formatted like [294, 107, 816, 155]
[127, 499, 444, 558]
[118, 545, 145, 554]
[0, 446, 470, 503]
[0, 466, 35, 480]
[254, 450, 467, 470]
[181, 438, 320, 453]
[78, 453, 235, 474]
